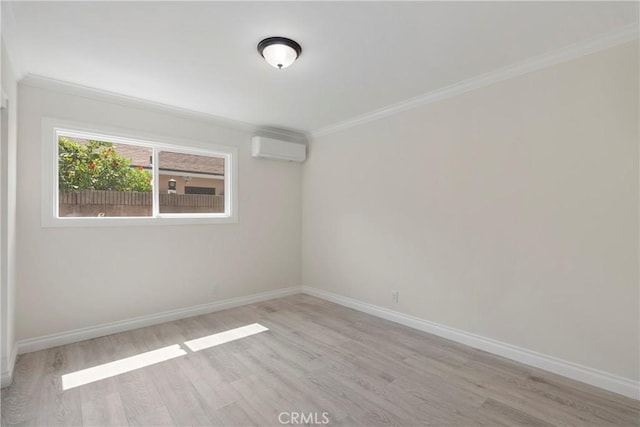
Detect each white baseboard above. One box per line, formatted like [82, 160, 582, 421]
[16, 286, 301, 355]
[0, 346, 18, 388]
[11, 285, 639, 400]
[301, 286, 640, 400]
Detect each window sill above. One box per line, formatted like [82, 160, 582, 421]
[42, 215, 238, 228]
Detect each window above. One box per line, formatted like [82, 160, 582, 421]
[42, 119, 238, 226]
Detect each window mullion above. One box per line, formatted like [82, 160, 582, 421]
[225, 154, 231, 217]
[152, 147, 160, 218]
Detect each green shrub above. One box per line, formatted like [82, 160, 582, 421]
[58, 137, 152, 192]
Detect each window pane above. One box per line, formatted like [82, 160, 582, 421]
[158, 151, 225, 214]
[58, 136, 153, 217]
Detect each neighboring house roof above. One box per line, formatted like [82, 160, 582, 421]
[66, 137, 225, 175]
[158, 151, 224, 176]
[112, 144, 152, 168]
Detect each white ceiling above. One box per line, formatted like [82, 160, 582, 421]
[3, 1, 638, 135]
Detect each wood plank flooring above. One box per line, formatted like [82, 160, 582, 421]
[1, 294, 638, 426]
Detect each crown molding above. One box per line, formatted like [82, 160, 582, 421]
[18, 74, 309, 141]
[311, 24, 639, 139]
[20, 74, 255, 132]
[14, 22, 638, 143]
[254, 126, 309, 144]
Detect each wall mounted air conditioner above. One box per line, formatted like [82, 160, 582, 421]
[251, 136, 306, 162]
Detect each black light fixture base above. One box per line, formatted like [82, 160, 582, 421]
[257, 37, 303, 62]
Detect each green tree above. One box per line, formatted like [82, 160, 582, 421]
[58, 137, 152, 192]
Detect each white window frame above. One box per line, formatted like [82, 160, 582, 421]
[42, 117, 238, 227]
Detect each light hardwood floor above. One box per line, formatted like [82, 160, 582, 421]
[1, 294, 639, 426]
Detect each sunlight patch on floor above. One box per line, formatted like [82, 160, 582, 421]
[61, 344, 187, 390]
[60, 324, 269, 390]
[184, 323, 269, 352]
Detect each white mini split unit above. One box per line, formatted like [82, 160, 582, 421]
[251, 136, 306, 162]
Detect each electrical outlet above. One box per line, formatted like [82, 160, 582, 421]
[392, 291, 399, 304]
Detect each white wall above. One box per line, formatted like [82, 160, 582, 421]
[303, 42, 639, 381]
[1, 38, 18, 386]
[16, 82, 302, 341]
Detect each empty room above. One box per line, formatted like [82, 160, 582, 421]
[1, 1, 638, 426]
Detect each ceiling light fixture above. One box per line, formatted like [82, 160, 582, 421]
[257, 37, 302, 70]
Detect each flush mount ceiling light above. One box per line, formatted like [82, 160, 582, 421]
[257, 37, 302, 70]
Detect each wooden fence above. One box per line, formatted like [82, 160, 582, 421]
[60, 190, 152, 206]
[59, 190, 224, 216]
